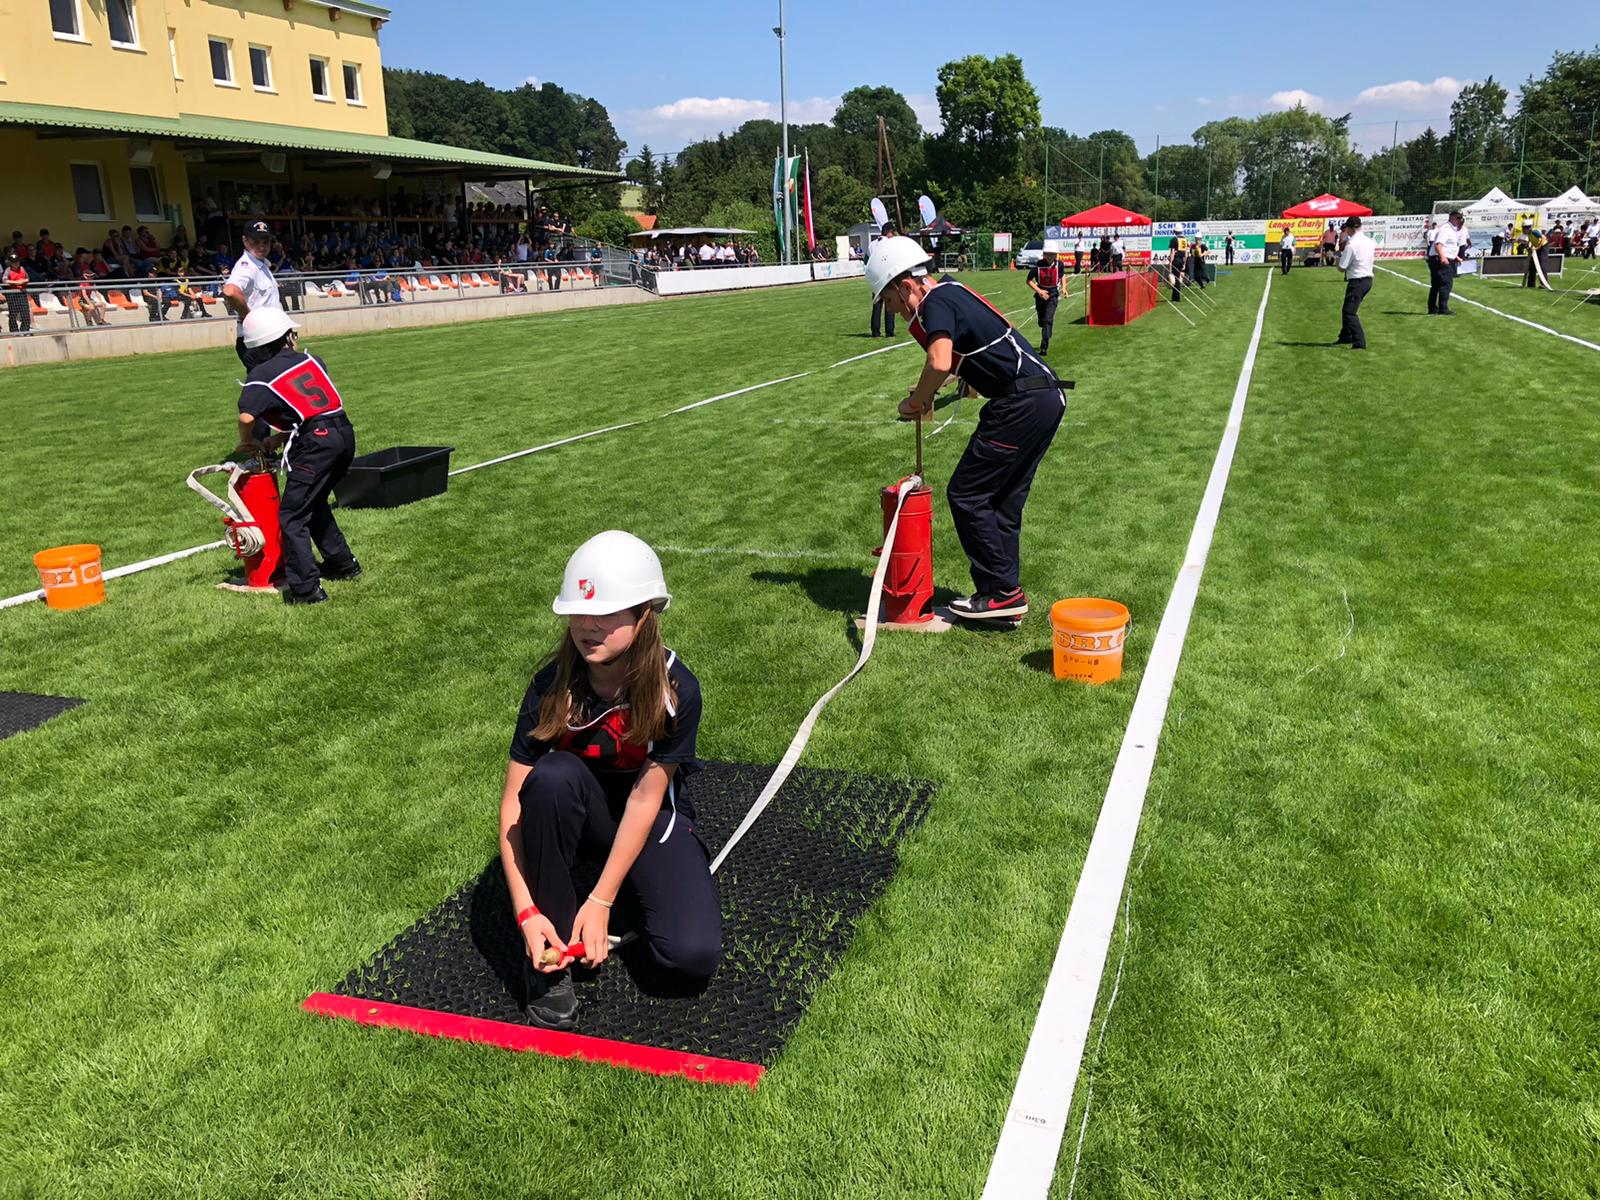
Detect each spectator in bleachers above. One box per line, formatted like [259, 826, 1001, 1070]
[5, 252, 31, 334]
[145, 255, 180, 321]
[75, 254, 111, 327]
[35, 229, 59, 263]
[134, 227, 162, 275]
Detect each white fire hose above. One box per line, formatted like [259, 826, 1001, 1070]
[185, 459, 272, 558]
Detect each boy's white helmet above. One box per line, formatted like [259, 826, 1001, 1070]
[553, 530, 671, 616]
[865, 235, 932, 300]
[241, 307, 299, 347]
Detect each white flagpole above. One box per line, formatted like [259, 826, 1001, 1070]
[774, 0, 791, 264]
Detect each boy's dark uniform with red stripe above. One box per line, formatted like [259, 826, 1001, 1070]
[1025, 257, 1066, 354]
[237, 349, 358, 599]
[909, 279, 1069, 614]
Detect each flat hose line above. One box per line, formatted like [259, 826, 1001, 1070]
[707, 473, 923, 875]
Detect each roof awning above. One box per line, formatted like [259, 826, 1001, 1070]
[0, 101, 620, 181]
[627, 227, 754, 241]
[1281, 193, 1372, 218]
[1059, 202, 1152, 227]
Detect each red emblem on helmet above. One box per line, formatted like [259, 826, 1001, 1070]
[578, 579, 595, 600]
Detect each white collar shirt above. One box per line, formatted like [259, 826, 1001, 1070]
[225, 252, 280, 329]
[1337, 231, 1375, 279]
[1281, 232, 1296, 249]
[1433, 225, 1463, 259]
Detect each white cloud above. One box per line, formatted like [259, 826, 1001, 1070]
[1269, 88, 1328, 112]
[906, 92, 943, 134]
[1352, 77, 1465, 109]
[619, 95, 838, 143]
[523, 74, 540, 88]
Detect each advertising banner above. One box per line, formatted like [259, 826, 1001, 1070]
[1364, 214, 1429, 258]
[1152, 220, 1266, 264]
[1045, 224, 1153, 267]
[994, 232, 1013, 252]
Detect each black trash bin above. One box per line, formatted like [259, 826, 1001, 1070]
[336, 446, 455, 508]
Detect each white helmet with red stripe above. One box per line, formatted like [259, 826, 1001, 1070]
[241, 307, 300, 347]
[865, 235, 932, 300]
[553, 530, 671, 616]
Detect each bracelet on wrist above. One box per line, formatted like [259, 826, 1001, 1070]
[516, 904, 539, 926]
[587, 893, 613, 910]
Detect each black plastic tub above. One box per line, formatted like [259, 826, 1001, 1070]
[336, 446, 454, 508]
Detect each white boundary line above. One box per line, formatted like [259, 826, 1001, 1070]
[449, 422, 643, 476]
[668, 372, 811, 414]
[981, 267, 1275, 1199]
[1377, 265, 1600, 353]
[828, 342, 913, 368]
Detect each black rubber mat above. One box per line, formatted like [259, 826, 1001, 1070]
[0, 692, 85, 741]
[330, 762, 935, 1065]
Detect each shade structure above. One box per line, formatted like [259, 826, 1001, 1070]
[1059, 202, 1151, 227]
[1281, 194, 1373, 218]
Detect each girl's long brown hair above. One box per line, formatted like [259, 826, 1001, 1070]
[531, 607, 675, 746]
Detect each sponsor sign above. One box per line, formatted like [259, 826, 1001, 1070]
[1152, 220, 1266, 264]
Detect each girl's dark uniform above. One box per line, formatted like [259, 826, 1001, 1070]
[909, 279, 1069, 598]
[236, 349, 358, 598]
[509, 652, 721, 982]
[1025, 259, 1065, 354]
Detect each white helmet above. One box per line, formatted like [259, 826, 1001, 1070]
[241, 307, 299, 348]
[553, 530, 671, 616]
[865, 235, 932, 300]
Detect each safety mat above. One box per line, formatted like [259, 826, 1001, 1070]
[0, 693, 85, 741]
[306, 763, 935, 1086]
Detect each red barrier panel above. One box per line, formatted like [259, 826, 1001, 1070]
[1087, 269, 1158, 326]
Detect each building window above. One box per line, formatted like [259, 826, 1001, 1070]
[71, 163, 110, 221]
[248, 45, 272, 91]
[342, 62, 362, 104]
[209, 37, 234, 86]
[130, 166, 163, 220]
[50, 0, 84, 40]
[309, 56, 330, 100]
[168, 28, 181, 78]
[108, 0, 138, 48]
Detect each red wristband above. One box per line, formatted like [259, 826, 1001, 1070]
[516, 904, 539, 926]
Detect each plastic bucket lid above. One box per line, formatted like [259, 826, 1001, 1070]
[33, 543, 102, 570]
[1050, 597, 1130, 632]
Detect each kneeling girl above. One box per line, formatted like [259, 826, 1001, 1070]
[498, 531, 721, 1029]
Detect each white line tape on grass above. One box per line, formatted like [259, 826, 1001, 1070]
[981, 267, 1275, 1200]
[0, 539, 229, 611]
[1376, 265, 1600, 353]
[449, 422, 643, 476]
[668, 373, 811, 414]
[828, 342, 915, 368]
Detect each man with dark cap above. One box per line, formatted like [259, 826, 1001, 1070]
[222, 219, 283, 365]
[870, 223, 900, 337]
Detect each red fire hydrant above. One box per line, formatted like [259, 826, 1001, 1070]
[227, 469, 285, 589]
[876, 477, 936, 624]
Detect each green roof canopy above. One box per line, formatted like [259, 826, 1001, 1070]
[0, 101, 619, 181]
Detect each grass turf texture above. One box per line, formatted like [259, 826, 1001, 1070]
[0, 267, 1592, 1197]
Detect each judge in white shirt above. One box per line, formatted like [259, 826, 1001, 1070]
[1428, 210, 1464, 315]
[1334, 215, 1375, 350]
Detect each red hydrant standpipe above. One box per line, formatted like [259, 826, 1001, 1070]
[231, 469, 285, 589]
[872, 400, 938, 626]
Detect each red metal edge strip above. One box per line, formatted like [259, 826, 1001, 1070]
[302, 993, 764, 1090]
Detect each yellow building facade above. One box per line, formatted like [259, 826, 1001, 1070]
[0, 0, 606, 254]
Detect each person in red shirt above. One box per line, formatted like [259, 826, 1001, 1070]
[5, 253, 31, 335]
[34, 229, 57, 262]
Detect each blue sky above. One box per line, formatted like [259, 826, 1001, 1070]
[378, 0, 1560, 160]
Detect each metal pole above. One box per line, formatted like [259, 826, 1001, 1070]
[1587, 111, 1596, 196]
[1097, 142, 1104, 202]
[1205, 146, 1212, 219]
[1449, 135, 1458, 204]
[1043, 140, 1049, 232]
[774, 1, 791, 264]
[1153, 136, 1160, 213]
[1389, 120, 1398, 202]
[1516, 117, 1526, 198]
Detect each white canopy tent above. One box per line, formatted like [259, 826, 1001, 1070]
[1463, 186, 1520, 214]
[1539, 186, 1600, 217]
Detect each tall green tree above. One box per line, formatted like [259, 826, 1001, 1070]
[927, 54, 1041, 187]
[1515, 50, 1600, 195]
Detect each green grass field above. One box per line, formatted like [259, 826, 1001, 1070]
[2, 264, 1596, 1199]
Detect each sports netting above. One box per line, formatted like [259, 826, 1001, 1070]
[0, 693, 85, 741]
[313, 762, 935, 1075]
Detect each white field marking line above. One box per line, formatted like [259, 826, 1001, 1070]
[981, 266, 1274, 1200]
[657, 544, 856, 562]
[1376, 265, 1600, 354]
[824, 304, 1033, 369]
[0, 539, 229, 611]
[668, 372, 811, 414]
[1064, 839, 1153, 1200]
[448, 421, 642, 476]
[708, 476, 921, 875]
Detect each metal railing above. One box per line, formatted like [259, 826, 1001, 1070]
[2, 244, 641, 337]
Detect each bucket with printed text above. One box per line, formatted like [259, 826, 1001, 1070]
[32, 544, 106, 611]
[1050, 597, 1129, 684]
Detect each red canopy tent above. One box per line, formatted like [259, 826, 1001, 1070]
[1060, 202, 1152, 226]
[1281, 194, 1373, 218]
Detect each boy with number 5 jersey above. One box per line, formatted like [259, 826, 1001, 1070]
[234, 308, 361, 605]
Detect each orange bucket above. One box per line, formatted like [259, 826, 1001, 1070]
[32, 544, 106, 611]
[1050, 597, 1130, 684]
